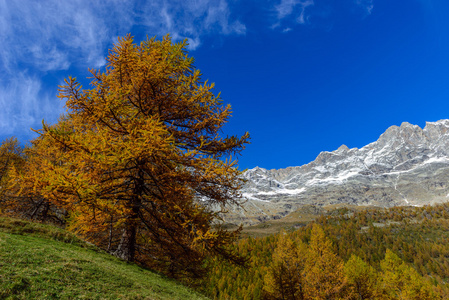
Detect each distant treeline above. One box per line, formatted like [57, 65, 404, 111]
[201, 203, 449, 299]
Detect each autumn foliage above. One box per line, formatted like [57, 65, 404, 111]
[263, 225, 347, 299]
[0, 138, 63, 223]
[3, 34, 249, 279]
[202, 206, 446, 299]
[0, 138, 24, 215]
[2, 33, 448, 299]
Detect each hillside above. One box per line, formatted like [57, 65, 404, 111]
[237, 203, 379, 238]
[0, 217, 207, 300]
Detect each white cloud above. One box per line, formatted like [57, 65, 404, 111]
[139, 0, 246, 50]
[0, 0, 245, 72]
[0, 73, 64, 138]
[0, 0, 245, 139]
[186, 37, 202, 51]
[273, 0, 314, 29]
[0, 0, 117, 138]
[0, 1, 121, 72]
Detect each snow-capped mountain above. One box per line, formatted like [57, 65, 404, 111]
[229, 120, 449, 225]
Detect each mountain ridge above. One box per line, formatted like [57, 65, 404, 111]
[227, 120, 449, 225]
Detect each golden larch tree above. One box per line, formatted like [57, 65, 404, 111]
[344, 254, 379, 300]
[0, 137, 24, 215]
[302, 224, 347, 299]
[378, 249, 436, 300]
[25, 34, 249, 279]
[6, 134, 67, 223]
[264, 232, 307, 300]
[0, 137, 61, 222]
[0, 138, 23, 196]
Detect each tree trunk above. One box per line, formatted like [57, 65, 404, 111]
[114, 170, 142, 262]
[113, 225, 136, 262]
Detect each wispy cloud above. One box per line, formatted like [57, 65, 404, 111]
[275, 0, 314, 21]
[273, 0, 314, 29]
[0, 1, 117, 72]
[270, 0, 374, 31]
[0, 0, 245, 140]
[139, 0, 245, 49]
[0, 73, 64, 138]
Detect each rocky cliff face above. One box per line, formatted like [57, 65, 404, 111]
[228, 120, 449, 225]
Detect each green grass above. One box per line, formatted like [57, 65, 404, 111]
[0, 217, 208, 299]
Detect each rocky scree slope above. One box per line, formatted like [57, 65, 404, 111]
[227, 120, 449, 225]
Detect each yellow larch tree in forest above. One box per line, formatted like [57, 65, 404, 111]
[18, 34, 249, 279]
[0, 137, 24, 215]
[264, 225, 347, 300]
[302, 224, 347, 299]
[378, 249, 435, 300]
[0, 137, 61, 222]
[344, 254, 379, 300]
[6, 133, 68, 224]
[264, 231, 307, 300]
[0, 138, 23, 198]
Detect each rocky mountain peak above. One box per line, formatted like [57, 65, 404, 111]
[227, 120, 449, 225]
[336, 144, 350, 153]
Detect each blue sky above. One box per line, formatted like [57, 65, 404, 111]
[1, 0, 449, 170]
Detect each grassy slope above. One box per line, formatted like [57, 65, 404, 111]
[0, 217, 208, 300]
